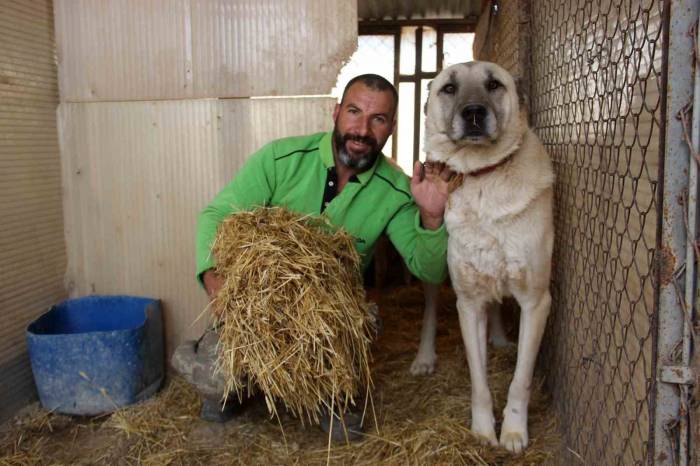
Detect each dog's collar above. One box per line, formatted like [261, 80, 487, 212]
[466, 151, 516, 177]
[446, 150, 518, 193]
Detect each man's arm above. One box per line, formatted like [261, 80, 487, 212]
[196, 142, 278, 286]
[384, 161, 452, 283]
[384, 204, 449, 283]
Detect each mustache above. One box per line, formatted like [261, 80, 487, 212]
[344, 133, 377, 147]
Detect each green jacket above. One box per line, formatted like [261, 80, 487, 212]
[196, 131, 448, 285]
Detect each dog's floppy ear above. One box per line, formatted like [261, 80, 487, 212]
[423, 80, 433, 115]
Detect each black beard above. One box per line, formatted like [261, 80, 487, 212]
[332, 126, 380, 170]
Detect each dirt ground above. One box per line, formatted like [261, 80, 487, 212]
[0, 283, 561, 465]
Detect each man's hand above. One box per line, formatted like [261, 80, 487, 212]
[202, 269, 224, 317]
[410, 160, 453, 230]
[203, 269, 223, 298]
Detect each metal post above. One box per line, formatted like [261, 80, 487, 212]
[653, 1, 699, 465]
[685, 15, 700, 466]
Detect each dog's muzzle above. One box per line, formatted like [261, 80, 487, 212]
[460, 104, 488, 138]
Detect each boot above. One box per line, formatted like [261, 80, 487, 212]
[319, 405, 365, 442]
[171, 330, 239, 422]
[200, 397, 239, 423]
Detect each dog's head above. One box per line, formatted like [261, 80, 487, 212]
[424, 61, 527, 172]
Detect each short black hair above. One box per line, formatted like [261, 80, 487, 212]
[340, 74, 398, 115]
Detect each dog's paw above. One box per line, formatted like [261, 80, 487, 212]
[500, 407, 528, 453]
[500, 430, 528, 454]
[409, 351, 436, 375]
[471, 411, 497, 446]
[473, 430, 499, 447]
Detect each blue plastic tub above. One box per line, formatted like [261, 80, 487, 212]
[26, 295, 164, 415]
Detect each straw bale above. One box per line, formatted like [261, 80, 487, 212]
[210, 207, 375, 424]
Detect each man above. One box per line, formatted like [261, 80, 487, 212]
[172, 74, 451, 439]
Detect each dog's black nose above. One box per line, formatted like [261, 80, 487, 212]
[461, 105, 488, 136]
[461, 104, 487, 119]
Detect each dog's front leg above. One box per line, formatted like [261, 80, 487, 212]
[410, 281, 440, 375]
[457, 295, 497, 445]
[500, 288, 551, 453]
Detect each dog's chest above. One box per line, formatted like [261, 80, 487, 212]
[444, 180, 503, 235]
[443, 181, 526, 295]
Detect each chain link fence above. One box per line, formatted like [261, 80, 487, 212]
[531, 1, 666, 464]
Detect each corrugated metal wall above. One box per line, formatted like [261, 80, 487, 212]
[55, 0, 357, 355]
[0, 0, 66, 421]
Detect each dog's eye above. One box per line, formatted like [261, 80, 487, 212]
[440, 84, 456, 95]
[486, 80, 503, 91]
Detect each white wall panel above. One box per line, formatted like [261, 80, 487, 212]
[54, 0, 357, 102]
[59, 100, 221, 353]
[190, 0, 356, 98]
[54, 0, 192, 102]
[218, 97, 336, 175]
[59, 97, 336, 353]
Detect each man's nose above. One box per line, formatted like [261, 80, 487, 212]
[355, 116, 371, 136]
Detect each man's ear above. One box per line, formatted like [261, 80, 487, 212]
[332, 103, 340, 121]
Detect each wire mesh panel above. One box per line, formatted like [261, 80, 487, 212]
[530, 1, 665, 464]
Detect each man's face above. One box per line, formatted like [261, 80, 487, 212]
[332, 83, 396, 170]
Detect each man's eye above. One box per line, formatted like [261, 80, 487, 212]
[374, 116, 386, 124]
[440, 84, 456, 95]
[486, 80, 503, 91]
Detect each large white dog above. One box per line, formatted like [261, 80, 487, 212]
[412, 61, 554, 453]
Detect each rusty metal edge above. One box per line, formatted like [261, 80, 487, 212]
[652, 1, 699, 465]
